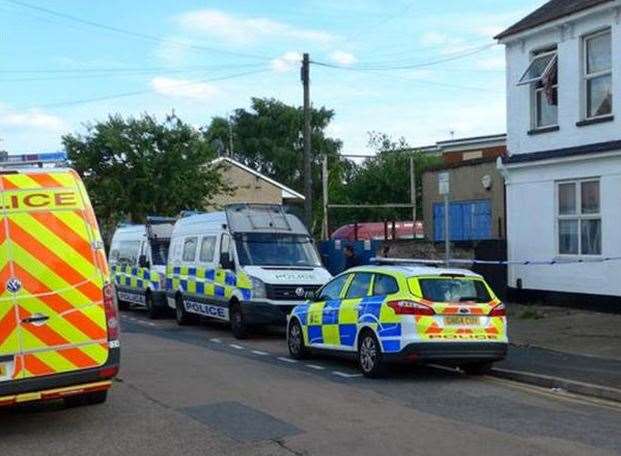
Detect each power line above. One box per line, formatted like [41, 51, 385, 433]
[312, 44, 496, 71]
[14, 68, 271, 110]
[2, 0, 273, 61]
[0, 63, 265, 75]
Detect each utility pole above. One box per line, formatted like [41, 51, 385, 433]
[228, 113, 234, 156]
[301, 53, 312, 228]
[322, 154, 329, 240]
[409, 156, 416, 236]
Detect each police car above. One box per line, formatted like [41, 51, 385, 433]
[287, 264, 508, 377]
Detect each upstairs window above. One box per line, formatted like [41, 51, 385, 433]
[518, 47, 558, 129]
[584, 29, 612, 119]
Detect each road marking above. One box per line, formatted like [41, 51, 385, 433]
[305, 364, 325, 370]
[251, 350, 269, 356]
[277, 357, 297, 363]
[210, 338, 222, 344]
[147, 322, 156, 327]
[332, 371, 362, 378]
[230, 344, 245, 350]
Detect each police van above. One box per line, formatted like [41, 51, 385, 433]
[166, 204, 332, 339]
[109, 217, 175, 318]
[0, 161, 119, 407]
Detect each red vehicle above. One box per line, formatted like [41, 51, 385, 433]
[331, 221, 424, 241]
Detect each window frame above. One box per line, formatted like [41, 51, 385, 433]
[524, 48, 559, 130]
[199, 235, 217, 263]
[582, 28, 613, 120]
[371, 273, 399, 296]
[343, 272, 374, 300]
[181, 236, 198, 263]
[556, 178, 602, 257]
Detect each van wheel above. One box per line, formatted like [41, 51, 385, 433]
[287, 319, 308, 359]
[461, 362, 493, 376]
[358, 331, 385, 378]
[146, 293, 160, 319]
[175, 295, 193, 326]
[230, 302, 248, 340]
[64, 390, 108, 408]
[116, 291, 129, 311]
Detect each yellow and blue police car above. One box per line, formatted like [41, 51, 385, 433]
[287, 264, 508, 377]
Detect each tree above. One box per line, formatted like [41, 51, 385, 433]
[330, 132, 442, 227]
[64, 113, 230, 243]
[204, 97, 347, 233]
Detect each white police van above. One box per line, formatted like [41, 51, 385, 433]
[109, 217, 175, 318]
[165, 204, 332, 338]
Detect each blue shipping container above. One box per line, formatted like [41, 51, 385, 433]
[433, 200, 492, 241]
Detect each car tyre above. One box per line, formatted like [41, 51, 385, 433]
[288, 319, 308, 360]
[230, 302, 248, 340]
[461, 362, 493, 376]
[175, 295, 193, 326]
[358, 331, 385, 378]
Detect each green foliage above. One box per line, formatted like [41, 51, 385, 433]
[63, 113, 230, 242]
[204, 98, 348, 233]
[329, 132, 442, 228]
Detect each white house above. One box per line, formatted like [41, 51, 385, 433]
[496, 0, 621, 301]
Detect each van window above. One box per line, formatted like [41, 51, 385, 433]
[150, 239, 170, 265]
[109, 249, 119, 262]
[182, 237, 198, 262]
[199, 236, 216, 262]
[220, 234, 231, 257]
[118, 240, 141, 265]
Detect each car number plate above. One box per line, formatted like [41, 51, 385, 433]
[444, 316, 479, 326]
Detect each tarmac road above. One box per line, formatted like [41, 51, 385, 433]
[1, 309, 620, 456]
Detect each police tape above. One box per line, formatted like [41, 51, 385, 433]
[373, 256, 621, 266]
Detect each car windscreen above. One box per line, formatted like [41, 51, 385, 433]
[416, 277, 491, 303]
[234, 233, 321, 267]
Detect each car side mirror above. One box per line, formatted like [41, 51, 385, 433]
[138, 254, 150, 269]
[220, 252, 235, 271]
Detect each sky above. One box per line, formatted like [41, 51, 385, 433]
[0, 0, 546, 156]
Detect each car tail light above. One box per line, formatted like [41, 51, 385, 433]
[103, 283, 119, 341]
[489, 302, 506, 317]
[387, 300, 435, 316]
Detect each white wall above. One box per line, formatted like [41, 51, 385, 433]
[506, 153, 621, 296]
[505, 8, 621, 156]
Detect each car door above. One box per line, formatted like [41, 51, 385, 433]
[306, 274, 351, 347]
[337, 272, 374, 349]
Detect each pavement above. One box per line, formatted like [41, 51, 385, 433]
[1, 309, 621, 456]
[493, 303, 621, 402]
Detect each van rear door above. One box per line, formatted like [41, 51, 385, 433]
[0, 170, 109, 380]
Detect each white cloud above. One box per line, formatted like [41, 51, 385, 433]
[0, 109, 64, 130]
[176, 9, 335, 45]
[150, 77, 219, 101]
[329, 50, 357, 66]
[270, 52, 302, 73]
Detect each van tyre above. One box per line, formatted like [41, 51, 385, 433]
[358, 331, 385, 378]
[145, 293, 160, 319]
[461, 362, 493, 376]
[64, 390, 108, 408]
[230, 302, 248, 340]
[116, 290, 129, 311]
[175, 295, 193, 326]
[288, 319, 308, 360]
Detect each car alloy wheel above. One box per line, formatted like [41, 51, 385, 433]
[359, 335, 378, 373]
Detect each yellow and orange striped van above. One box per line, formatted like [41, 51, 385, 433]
[0, 168, 119, 407]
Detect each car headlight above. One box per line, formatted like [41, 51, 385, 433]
[249, 276, 266, 299]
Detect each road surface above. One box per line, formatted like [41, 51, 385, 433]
[1, 309, 620, 456]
